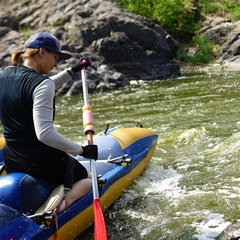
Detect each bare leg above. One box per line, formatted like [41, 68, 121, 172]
[58, 176, 92, 212]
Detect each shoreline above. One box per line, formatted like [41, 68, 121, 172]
[180, 62, 240, 75]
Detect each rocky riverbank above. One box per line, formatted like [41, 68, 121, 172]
[0, 0, 180, 95]
[181, 15, 240, 75]
[1, 0, 240, 96]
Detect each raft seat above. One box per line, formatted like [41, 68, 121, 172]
[0, 173, 56, 215]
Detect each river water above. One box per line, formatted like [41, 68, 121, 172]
[2, 70, 240, 239]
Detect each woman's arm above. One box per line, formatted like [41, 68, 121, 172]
[50, 69, 73, 89]
[32, 79, 82, 156]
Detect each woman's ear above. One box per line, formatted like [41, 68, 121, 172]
[39, 48, 45, 57]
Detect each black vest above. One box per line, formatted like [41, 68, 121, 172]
[0, 65, 51, 146]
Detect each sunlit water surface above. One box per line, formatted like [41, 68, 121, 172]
[2, 71, 240, 239]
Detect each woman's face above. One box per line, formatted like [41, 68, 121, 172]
[40, 49, 59, 74]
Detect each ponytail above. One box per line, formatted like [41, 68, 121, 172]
[11, 48, 39, 65]
[11, 50, 24, 65]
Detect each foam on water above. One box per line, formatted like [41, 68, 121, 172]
[192, 213, 231, 240]
[3, 73, 240, 239]
[54, 73, 240, 239]
[142, 165, 184, 201]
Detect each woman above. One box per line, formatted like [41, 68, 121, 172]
[0, 32, 98, 212]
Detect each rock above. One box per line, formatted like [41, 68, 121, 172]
[199, 16, 240, 66]
[0, 0, 180, 95]
[216, 221, 240, 240]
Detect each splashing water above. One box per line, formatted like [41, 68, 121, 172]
[2, 71, 240, 239]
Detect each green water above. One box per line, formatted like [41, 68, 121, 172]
[2, 71, 240, 239]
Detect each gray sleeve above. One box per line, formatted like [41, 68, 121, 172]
[32, 79, 82, 156]
[50, 69, 72, 89]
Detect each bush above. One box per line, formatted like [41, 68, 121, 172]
[224, 1, 240, 21]
[115, 0, 200, 35]
[115, 0, 238, 64]
[180, 35, 213, 64]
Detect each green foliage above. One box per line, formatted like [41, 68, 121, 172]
[180, 35, 213, 64]
[200, 1, 224, 15]
[154, 0, 200, 35]
[225, 1, 239, 9]
[115, 0, 240, 34]
[115, 0, 240, 64]
[116, 0, 199, 35]
[224, 1, 240, 21]
[200, 0, 240, 21]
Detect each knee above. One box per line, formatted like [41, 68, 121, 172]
[87, 171, 92, 179]
[85, 178, 92, 190]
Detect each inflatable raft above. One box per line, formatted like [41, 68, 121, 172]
[0, 126, 158, 239]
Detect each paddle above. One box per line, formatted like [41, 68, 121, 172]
[81, 60, 107, 240]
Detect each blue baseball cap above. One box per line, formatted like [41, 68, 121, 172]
[24, 32, 72, 61]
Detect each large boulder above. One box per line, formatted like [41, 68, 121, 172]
[0, 0, 180, 94]
[199, 16, 240, 66]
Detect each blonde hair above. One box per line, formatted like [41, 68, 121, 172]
[11, 48, 39, 65]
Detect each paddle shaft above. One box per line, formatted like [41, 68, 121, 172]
[86, 132, 99, 199]
[81, 68, 100, 200]
[81, 62, 107, 240]
[82, 69, 90, 106]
